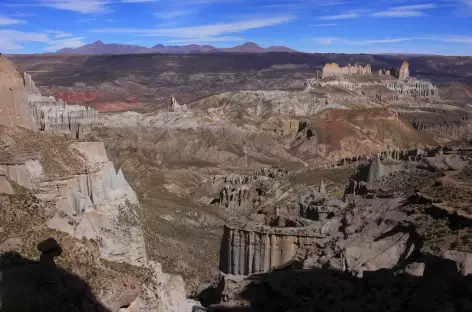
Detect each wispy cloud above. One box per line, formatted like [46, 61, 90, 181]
[93, 15, 294, 39]
[46, 30, 73, 38]
[319, 12, 359, 20]
[45, 36, 86, 51]
[121, 0, 158, 2]
[39, 0, 157, 13]
[0, 29, 49, 51]
[315, 37, 416, 45]
[0, 29, 85, 52]
[40, 0, 111, 13]
[429, 35, 472, 44]
[165, 36, 244, 43]
[311, 23, 339, 26]
[315, 35, 472, 45]
[370, 4, 436, 17]
[154, 9, 196, 21]
[0, 16, 26, 25]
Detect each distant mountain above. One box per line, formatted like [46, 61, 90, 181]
[56, 41, 148, 55]
[55, 41, 297, 55]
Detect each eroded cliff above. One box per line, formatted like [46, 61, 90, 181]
[0, 57, 196, 311]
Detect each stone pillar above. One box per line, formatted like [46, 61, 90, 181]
[270, 234, 277, 268]
[232, 230, 240, 275]
[263, 234, 270, 271]
[253, 233, 261, 273]
[239, 231, 246, 275]
[226, 227, 232, 273]
[248, 231, 254, 274]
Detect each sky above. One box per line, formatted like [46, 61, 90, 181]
[0, 0, 471, 55]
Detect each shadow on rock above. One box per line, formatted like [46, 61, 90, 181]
[0, 238, 109, 312]
[203, 254, 472, 312]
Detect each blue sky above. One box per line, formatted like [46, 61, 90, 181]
[0, 0, 471, 55]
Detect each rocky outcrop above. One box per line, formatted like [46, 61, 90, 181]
[25, 73, 100, 139]
[379, 61, 410, 80]
[399, 61, 410, 80]
[383, 79, 438, 97]
[317, 76, 438, 98]
[0, 55, 35, 128]
[220, 225, 317, 275]
[3, 141, 147, 265]
[169, 95, 187, 113]
[24, 72, 39, 94]
[29, 96, 99, 138]
[321, 63, 372, 78]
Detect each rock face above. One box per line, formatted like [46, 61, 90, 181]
[3, 140, 147, 265]
[0, 55, 35, 127]
[220, 225, 317, 275]
[321, 63, 372, 78]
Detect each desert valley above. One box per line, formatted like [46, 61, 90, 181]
[1, 43, 472, 311]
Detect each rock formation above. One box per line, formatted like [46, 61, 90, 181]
[24, 73, 100, 139]
[379, 61, 410, 80]
[383, 79, 438, 97]
[169, 95, 187, 113]
[24, 72, 39, 94]
[399, 61, 410, 79]
[220, 225, 317, 275]
[321, 63, 372, 78]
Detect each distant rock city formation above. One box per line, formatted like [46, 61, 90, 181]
[321, 61, 410, 80]
[310, 61, 438, 98]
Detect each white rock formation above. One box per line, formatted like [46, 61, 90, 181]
[169, 95, 187, 113]
[25, 73, 100, 139]
[4, 141, 147, 265]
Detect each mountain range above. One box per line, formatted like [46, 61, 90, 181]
[56, 41, 297, 55]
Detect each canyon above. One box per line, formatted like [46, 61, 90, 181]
[2, 49, 472, 312]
